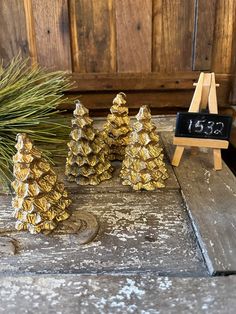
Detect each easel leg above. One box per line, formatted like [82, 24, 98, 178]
[172, 146, 184, 167]
[213, 149, 222, 170]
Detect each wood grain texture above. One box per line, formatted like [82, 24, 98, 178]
[70, 0, 116, 73]
[0, 0, 29, 63]
[153, 0, 195, 72]
[0, 191, 206, 275]
[115, 0, 152, 72]
[30, 0, 72, 70]
[162, 131, 236, 275]
[212, 0, 236, 73]
[2, 275, 236, 314]
[62, 88, 231, 110]
[193, 0, 216, 70]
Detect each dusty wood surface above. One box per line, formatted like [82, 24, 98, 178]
[70, 0, 116, 73]
[0, 274, 236, 314]
[153, 0, 195, 72]
[70, 72, 232, 91]
[0, 190, 206, 275]
[30, 0, 72, 71]
[162, 132, 236, 275]
[116, 0, 152, 72]
[211, 0, 236, 74]
[192, 0, 216, 71]
[0, 0, 29, 63]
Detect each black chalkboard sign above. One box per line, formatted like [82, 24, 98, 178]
[175, 112, 232, 140]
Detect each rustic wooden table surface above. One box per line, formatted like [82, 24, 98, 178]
[0, 116, 236, 314]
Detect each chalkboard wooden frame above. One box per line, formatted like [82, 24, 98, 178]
[175, 112, 232, 140]
[172, 72, 229, 170]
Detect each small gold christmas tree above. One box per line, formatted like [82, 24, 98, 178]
[120, 105, 168, 190]
[102, 93, 131, 160]
[12, 133, 71, 234]
[65, 101, 113, 185]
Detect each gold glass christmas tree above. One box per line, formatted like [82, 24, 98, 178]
[12, 133, 71, 234]
[65, 101, 113, 185]
[102, 92, 131, 160]
[120, 105, 168, 191]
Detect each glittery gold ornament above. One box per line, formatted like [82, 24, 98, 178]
[65, 101, 113, 185]
[102, 93, 131, 161]
[11, 133, 71, 234]
[120, 105, 168, 191]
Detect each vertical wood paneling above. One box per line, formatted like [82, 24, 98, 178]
[212, 0, 236, 74]
[0, 0, 29, 64]
[115, 0, 152, 73]
[70, 0, 116, 73]
[153, 0, 195, 72]
[193, 0, 216, 71]
[30, 0, 72, 71]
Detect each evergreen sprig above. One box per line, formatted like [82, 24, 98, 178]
[0, 55, 73, 186]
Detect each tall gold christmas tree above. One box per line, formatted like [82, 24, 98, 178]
[65, 101, 113, 185]
[12, 133, 71, 234]
[102, 93, 131, 160]
[120, 105, 168, 191]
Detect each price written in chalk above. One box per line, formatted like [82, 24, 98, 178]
[175, 112, 232, 140]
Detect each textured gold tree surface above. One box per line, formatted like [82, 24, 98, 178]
[102, 93, 131, 161]
[65, 101, 113, 185]
[120, 105, 168, 191]
[12, 133, 71, 234]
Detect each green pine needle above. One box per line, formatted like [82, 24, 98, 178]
[0, 55, 74, 186]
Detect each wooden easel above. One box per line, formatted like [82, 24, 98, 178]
[172, 72, 229, 170]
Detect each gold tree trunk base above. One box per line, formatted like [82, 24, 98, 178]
[55, 210, 99, 245]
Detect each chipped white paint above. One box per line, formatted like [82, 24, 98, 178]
[0, 275, 236, 314]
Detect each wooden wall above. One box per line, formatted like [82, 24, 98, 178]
[0, 0, 236, 111]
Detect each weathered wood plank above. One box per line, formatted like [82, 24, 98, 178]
[63, 90, 232, 111]
[193, 0, 216, 70]
[70, 72, 233, 91]
[70, 0, 116, 73]
[115, 0, 152, 72]
[0, 0, 29, 63]
[1, 274, 236, 314]
[162, 131, 236, 275]
[0, 191, 206, 275]
[30, 0, 72, 70]
[153, 0, 195, 72]
[212, 0, 236, 73]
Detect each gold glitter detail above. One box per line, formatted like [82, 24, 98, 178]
[120, 105, 168, 191]
[65, 101, 113, 185]
[12, 133, 71, 234]
[102, 93, 131, 161]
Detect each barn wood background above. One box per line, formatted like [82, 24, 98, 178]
[0, 0, 236, 113]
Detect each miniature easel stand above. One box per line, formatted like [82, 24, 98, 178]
[172, 72, 228, 170]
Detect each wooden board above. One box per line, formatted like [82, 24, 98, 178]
[1, 274, 236, 313]
[0, 0, 29, 63]
[0, 191, 206, 276]
[193, 0, 216, 70]
[70, 0, 116, 73]
[152, 0, 195, 72]
[30, 0, 72, 70]
[70, 72, 233, 92]
[115, 0, 152, 72]
[162, 131, 236, 275]
[212, 0, 236, 74]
